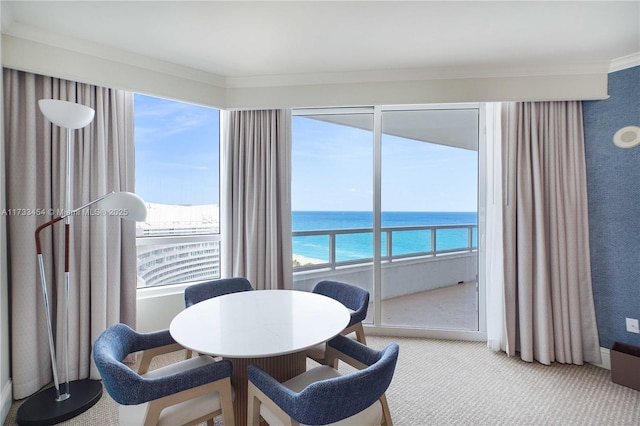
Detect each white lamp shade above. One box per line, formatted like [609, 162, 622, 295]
[38, 99, 95, 129]
[98, 192, 148, 221]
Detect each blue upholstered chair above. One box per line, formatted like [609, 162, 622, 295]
[93, 323, 235, 425]
[247, 334, 399, 425]
[306, 280, 370, 364]
[184, 276, 253, 307]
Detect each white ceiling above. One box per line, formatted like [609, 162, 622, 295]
[2, 1, 639, 87]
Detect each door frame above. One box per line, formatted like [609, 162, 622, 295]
[292, 103, 487, 341]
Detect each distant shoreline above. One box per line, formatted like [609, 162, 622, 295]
[292, 254, 324, 266]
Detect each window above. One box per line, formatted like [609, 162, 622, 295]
[134, 94, 220, 288]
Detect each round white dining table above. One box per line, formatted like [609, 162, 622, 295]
[169, 289, 350, 425]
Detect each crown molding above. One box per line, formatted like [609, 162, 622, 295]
[2, 22, 226, 88]
[609, 52, 640, 73]
[225, 62, 611, 89]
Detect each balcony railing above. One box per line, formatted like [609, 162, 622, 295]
[293, 223, 477, 272]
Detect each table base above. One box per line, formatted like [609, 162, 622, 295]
[228, 352, 307, 426]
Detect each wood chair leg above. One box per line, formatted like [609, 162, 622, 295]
[354, 322, 367, 344]
[220, 378, 235, 425]
[380, 393, 393, 426]
[247, 383, 262, 426]
[341, 322, 367, 345]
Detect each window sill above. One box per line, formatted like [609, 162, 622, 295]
[136, 282, 190, 300]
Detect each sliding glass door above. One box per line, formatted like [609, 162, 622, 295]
[379, 107, 479, 331]
[292, 105, 484, 338]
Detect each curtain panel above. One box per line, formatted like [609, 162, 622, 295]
[502, 101, 601, 365]
[3, 69, 136, 398]
[485, 103, 507, 353]
[221, 109, 293, 290]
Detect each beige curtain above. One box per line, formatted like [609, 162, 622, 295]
[502, 101, 601, 365]
[3, 69, 136, 398]
[221, 109, 292, 290]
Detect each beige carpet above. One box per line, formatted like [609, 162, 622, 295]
[5, 336, 640, 425]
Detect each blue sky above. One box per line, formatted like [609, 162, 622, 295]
[134, 94, 220, 205]
[134, 95, 477, 212]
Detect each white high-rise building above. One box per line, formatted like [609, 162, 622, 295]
[136, 203, 220, 287]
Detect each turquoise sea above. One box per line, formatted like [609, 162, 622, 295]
[292, 211, 477, 263]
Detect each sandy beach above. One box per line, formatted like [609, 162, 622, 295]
[292, 254, 325, 266]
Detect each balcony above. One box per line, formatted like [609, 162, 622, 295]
[292, 223, 478, 331]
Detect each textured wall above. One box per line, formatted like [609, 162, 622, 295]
[583, 66, 640, 350]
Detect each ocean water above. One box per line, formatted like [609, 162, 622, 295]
[292, 211, 477, 262]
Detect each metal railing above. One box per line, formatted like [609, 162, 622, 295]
[293, 223, 477, 271]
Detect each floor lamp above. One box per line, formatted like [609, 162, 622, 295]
[16, 100, 148, 426]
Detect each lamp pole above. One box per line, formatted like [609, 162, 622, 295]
[62, 121, 73, 401]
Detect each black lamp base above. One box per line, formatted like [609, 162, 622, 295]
[16, 379, 103, 426]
